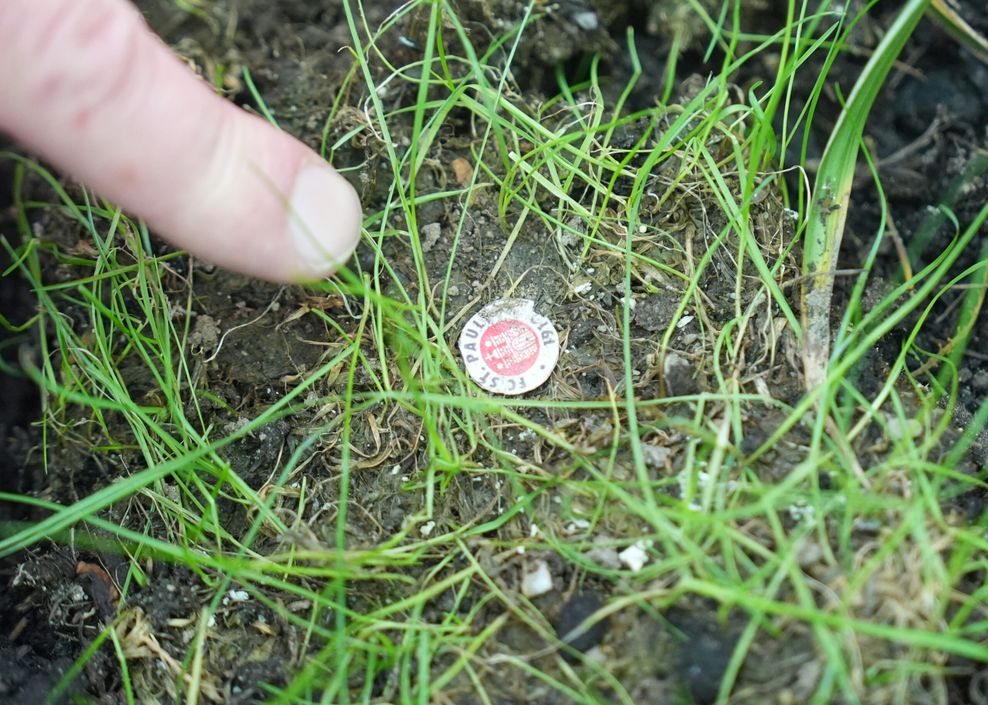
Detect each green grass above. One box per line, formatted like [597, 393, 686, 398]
[3, 1, 988, 704]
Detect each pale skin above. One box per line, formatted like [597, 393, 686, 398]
[0, 0, 362, 283]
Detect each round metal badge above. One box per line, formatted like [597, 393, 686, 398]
[458, 299, 559, 395]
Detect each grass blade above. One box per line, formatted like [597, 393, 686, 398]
[801, 0, 928, 389]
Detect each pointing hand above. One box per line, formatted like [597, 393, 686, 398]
[0, 0, 362, 282]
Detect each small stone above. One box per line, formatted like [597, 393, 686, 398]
[664, 353, 699, 396]
[521, 559, 554, 597]
[619, 542, 649, 572]
[973, 370, 988, 390]
[573, 279, 593, 295]
[667, 608, 739, 704]
[584, 546, 621, 570]
[225, 589, 249, 605]
[642, 444, 672, 468]
[451, 157, 473, 187]
[564, 518, 591, 534]
[571, 10, 599, 31]
[420, 223, 442, 253]
[796, 539, 823, 568]
[555, 592, 607, 659]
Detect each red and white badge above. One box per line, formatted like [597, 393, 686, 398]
[459, 299, 559, 395]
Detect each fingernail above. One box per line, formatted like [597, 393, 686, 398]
[288, 161, 362, 279]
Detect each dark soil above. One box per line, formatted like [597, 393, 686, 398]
[2, 1, 988, 704]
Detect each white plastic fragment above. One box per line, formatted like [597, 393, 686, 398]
[521, 559, 554, 597]
[459, 299, 560, 395]
[618, 542, 649, 573]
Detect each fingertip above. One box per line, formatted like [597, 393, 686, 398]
[0, 0, 365, 284]
[286, 161, 363, 281]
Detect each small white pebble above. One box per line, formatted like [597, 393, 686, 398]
[521, 559, 554, 597]
[567, 518, 591, 532]
[227, 589, 249, 603]
[572, 10, 599, 31]
[420, 520, 436, 537]
[676, 315, 695, 329]
[618, 542, 649, 572]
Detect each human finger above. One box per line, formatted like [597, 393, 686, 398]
[0, 0, 362, 282]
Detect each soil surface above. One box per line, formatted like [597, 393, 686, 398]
[2, 1, 988, 704]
